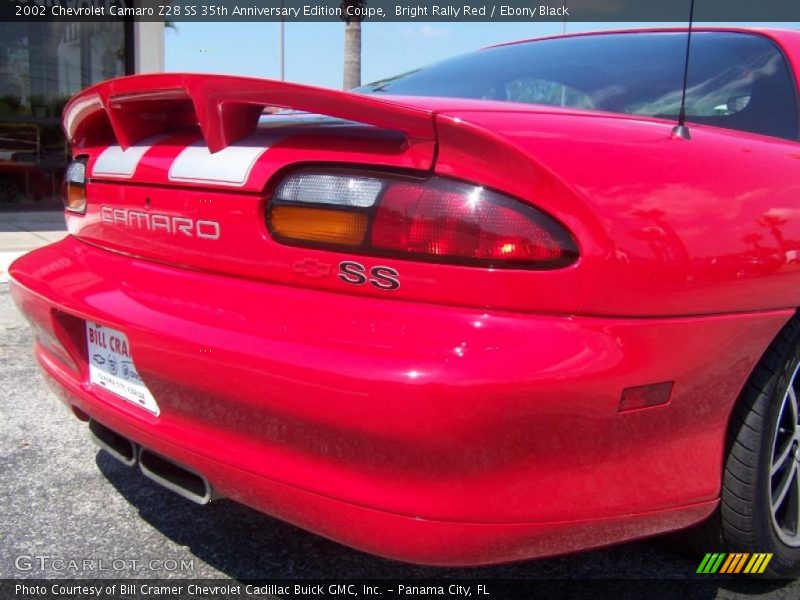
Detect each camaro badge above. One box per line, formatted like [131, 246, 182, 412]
[101, 206, 220, 239]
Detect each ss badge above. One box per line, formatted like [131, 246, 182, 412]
[338, 261, 400, 291]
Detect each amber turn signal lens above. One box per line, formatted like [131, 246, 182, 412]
[65, 183, 87, 214]
[268, 206, 368, 246]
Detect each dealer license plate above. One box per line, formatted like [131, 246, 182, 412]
[86, 322, 159, 416]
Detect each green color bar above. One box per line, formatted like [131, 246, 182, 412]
[697, 553, 727, 574]
[697, 554, 714, 574]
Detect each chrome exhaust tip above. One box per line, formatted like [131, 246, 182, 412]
[89, 419, 137, 467]
[138, 447, 215, 505]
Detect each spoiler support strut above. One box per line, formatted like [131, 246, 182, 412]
[64, 73, 437, 153]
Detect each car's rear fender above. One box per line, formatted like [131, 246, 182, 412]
[435, 109, 800, 317]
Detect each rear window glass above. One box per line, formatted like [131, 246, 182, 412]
[359, 32, 799, 141]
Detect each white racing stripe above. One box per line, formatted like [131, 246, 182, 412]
[168, 134, 279, 187]
[92, 135, 166, 178]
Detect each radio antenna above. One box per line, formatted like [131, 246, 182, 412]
[673, 0, 696, 140]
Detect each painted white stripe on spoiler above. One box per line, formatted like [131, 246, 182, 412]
[92, 136, 164, 178]
[168, 135, 277, 186]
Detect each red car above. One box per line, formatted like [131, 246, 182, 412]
[10, 28, 800, 576]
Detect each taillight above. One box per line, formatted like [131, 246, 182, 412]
[266, 170, 578, 269]
[64, 156, 88, 214]
[372, 179, 575, 265]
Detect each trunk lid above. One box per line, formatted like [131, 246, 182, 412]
[62, 74, 585, 314]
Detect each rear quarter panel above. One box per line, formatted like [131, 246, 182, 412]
[435, 110, 800, 316]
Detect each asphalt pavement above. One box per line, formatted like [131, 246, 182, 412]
[0, 210, 67, 283]
[1, 227, 800, 598]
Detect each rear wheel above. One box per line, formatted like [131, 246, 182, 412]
[698, 315, 800, 577]
[769, 363, 800, 549]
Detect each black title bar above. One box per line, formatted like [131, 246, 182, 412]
[3, 579, 794, 600]
[3, 0, 800, 23]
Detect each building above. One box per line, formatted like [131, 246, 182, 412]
[0, 20, 164, 208]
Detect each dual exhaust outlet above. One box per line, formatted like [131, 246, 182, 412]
[88, 419, 216, 505]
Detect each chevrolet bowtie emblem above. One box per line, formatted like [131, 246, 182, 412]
[292, 259, 332, 279]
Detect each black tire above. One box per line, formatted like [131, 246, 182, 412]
[684, 314, 800, 578]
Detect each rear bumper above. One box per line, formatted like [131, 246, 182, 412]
[9, 236, 791, 565]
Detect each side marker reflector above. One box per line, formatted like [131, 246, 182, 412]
[619, 381, 674, 412]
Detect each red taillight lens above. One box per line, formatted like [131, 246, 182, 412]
[267, 171, 578, 269]
[371, 180, 576, 267]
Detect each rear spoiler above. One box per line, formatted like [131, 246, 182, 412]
[63, 73, 436, 153]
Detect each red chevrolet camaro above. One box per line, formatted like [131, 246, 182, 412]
[10, 28, 800, 575]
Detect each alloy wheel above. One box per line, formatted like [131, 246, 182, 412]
[770, 363, 800, 547]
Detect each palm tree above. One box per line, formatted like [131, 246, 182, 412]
[341, 1, 364, 89]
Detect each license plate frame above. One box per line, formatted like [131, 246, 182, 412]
[85, 321, 160, 416]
